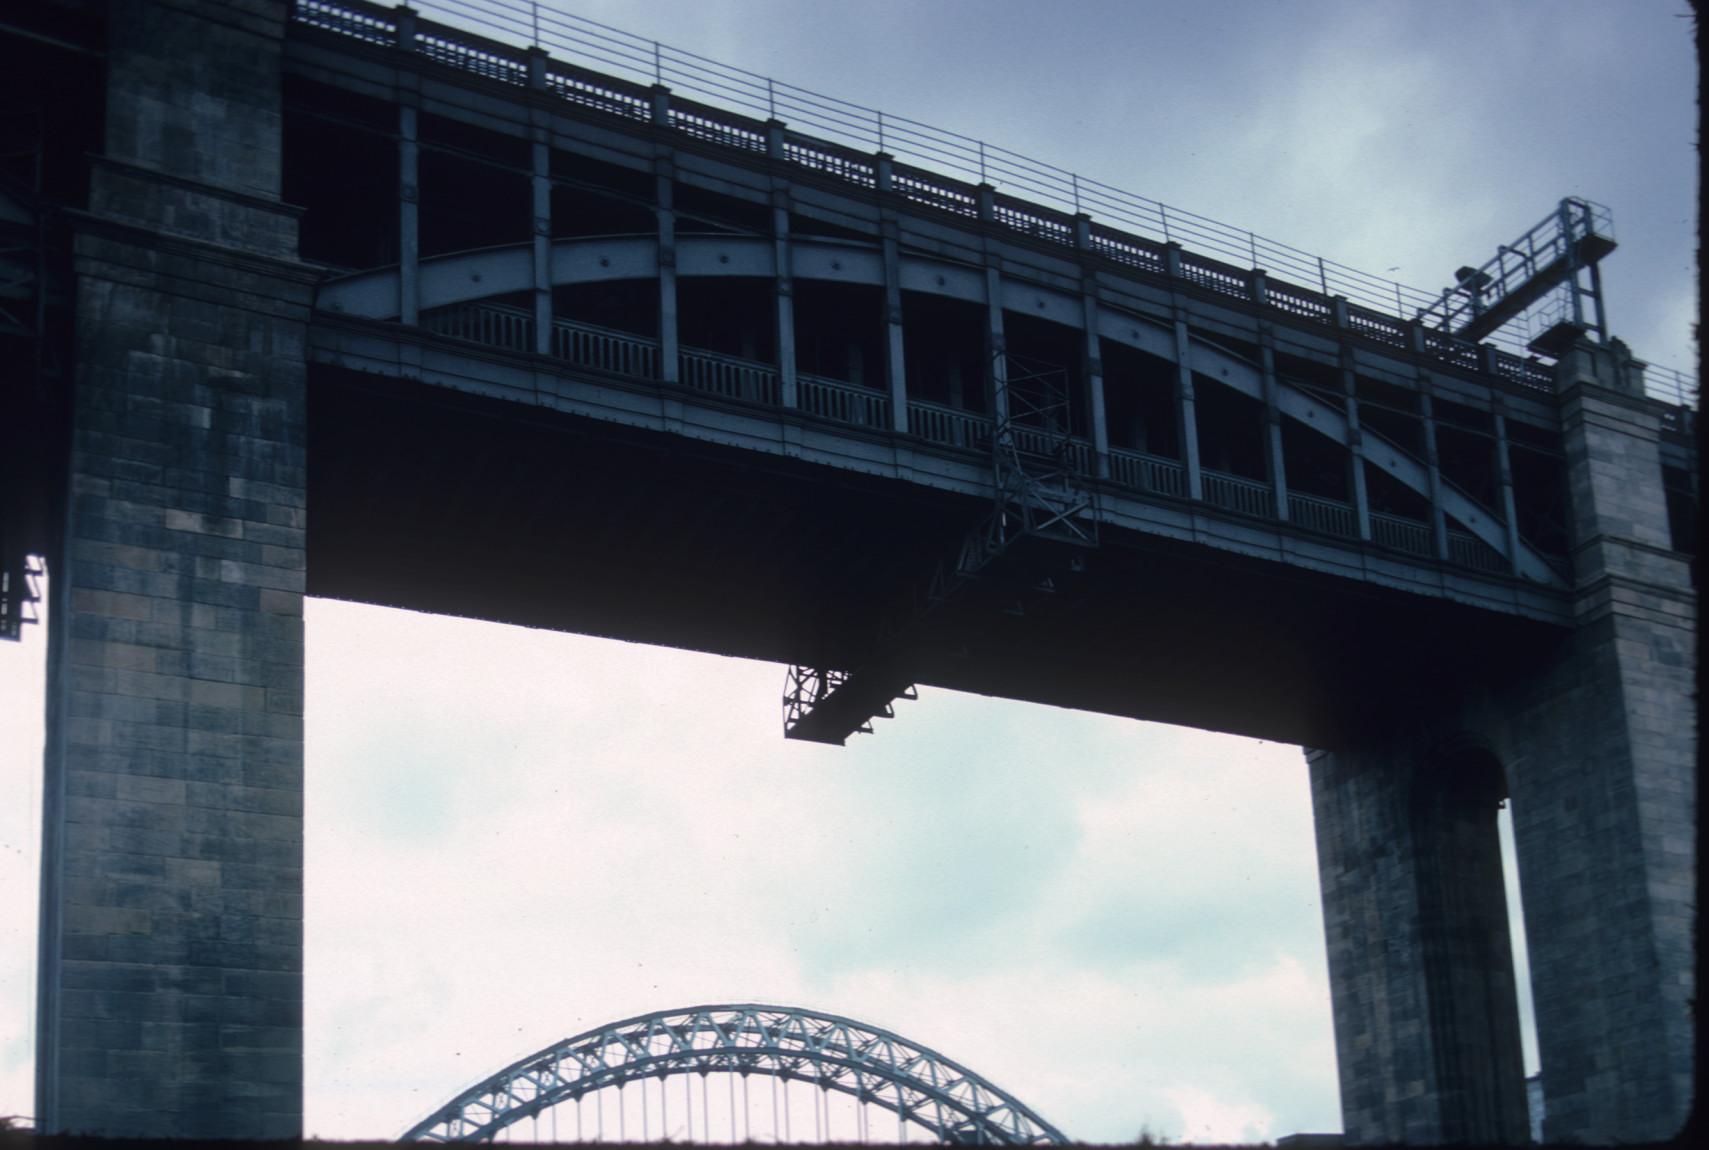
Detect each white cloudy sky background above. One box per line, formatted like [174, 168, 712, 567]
[0, 0, 1696, 1143]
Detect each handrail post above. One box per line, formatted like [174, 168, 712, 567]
[874, 151, 894, 194]
[394, 3, 416, 50]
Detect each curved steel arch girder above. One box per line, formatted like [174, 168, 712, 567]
[399, 1004, 1070, 1145]
[317, 240, 1560, 586]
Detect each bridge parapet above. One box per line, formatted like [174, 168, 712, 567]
[286, 0, 1628, 405]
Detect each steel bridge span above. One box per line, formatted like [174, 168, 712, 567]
[400, 1005, 1069, 1145]
[2, 0, 1695, 1143]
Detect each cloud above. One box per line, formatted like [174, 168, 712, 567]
[299, 599, 1338, 1142]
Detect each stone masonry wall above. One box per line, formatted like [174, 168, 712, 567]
[37, 0, 312, 1137]
[1308, 350, 1695, 1145]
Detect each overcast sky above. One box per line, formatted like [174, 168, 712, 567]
[0, 0, 1696, 1143]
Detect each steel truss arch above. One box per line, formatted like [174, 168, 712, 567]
[399, 1004, 1070, 1145]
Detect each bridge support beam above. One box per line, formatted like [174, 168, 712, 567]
[1310, 347, 1694, 1144]
[36, 0, 310, 1137]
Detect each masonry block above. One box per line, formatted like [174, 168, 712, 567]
[35, 0, 313, 1139]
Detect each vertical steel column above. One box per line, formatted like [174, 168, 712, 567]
[978, 184, 1007, 425]
[1492, 402, 1523, 576]
[1419, 385, 1450, 560]
[651, 87, 677, 383]
[1075, 214, 1110, 478]
[1164, 243, 1203, 500]
[881, 220, 908, 433]
[768, 122, 797, 409]
[878, 153, 909, 433]
[395, 9, 418, 324]
[1171, 318, 1204, 501]
[1340, 352, 1372, 540]
[528, 101, 552, 354]
[985, 264, 1007, 424]
[1258, 336, 1291, 521]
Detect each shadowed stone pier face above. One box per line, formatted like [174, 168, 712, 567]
[37, 0, 311, 1137]
[1309, 344, 1695, 1145]
[1308, 739, 1530, 1144]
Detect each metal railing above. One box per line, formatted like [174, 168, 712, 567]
[1107, 447, 1188, 498]
[1371, 511, 1434, 557]
[1415, 198, 1613, 336]
[1448, 529, 1509, 575]
[1646, 364, 1699, 409]
[553, 316, 658, 378]
[907, 399, 990, 451]
[422, 299, 534, 349]
[1009, 425, 1093, 474]
[294, 0, 1697, 406]
[1288, 491, 1358, 539]
[799, 373, 891, 429]
[678, 345, 780, 405]
[1202, 469, 1274, 518]
[411, 304, 1558, 580]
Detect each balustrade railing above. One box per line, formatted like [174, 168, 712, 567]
[1107, 448, 1188, 498]
[799, 373, 891, 429]
[1288, 492, 1358, 538]
[415, 304, 1553, 582]
[1370, 511, 1434, 557]
[1448, 529, 1509, 574]
[679, 346, 780, 405]
[1202, 469, 1274, 517]
[907, 400, 990, 450]
[1006, 426, 1092, 473]
[423, 300, 534, 351]
[553, 317, 658, 379]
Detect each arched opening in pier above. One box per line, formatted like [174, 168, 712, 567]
[1409, 742, 1531, 1144]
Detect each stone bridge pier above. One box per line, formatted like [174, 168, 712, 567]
[1311, 346, 1695, 1143]
[22, 0, 1695, 1143]
[35, 0, 310, 1138]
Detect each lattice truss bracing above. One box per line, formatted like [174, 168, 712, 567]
[400, 1004, 1070, 1145]
[782, 353, 1095, 745]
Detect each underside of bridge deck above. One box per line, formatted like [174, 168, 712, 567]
[307, 366, 1553, 750]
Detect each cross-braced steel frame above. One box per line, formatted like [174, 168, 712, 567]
[399, 1004, 1070, 1144]
[781, 352, 1095, 744]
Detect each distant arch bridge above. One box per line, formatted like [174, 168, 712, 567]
[400, 1004, 1070, 1144]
